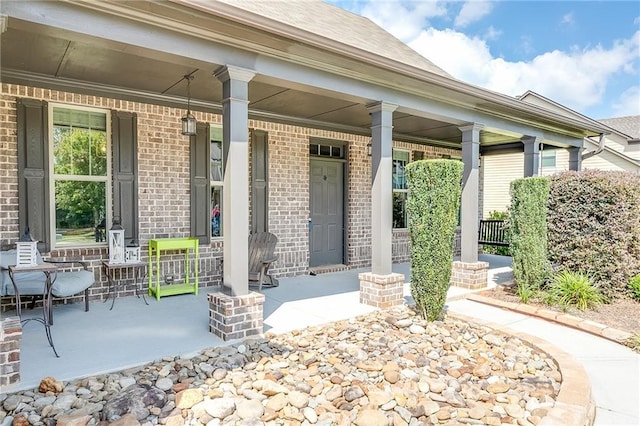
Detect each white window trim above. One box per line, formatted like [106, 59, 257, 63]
[210, 124, 223, 240]
[392, 148, 410, 230]
[48, 103, 112, 249]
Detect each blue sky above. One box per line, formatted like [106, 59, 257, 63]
[328, 0, 640, 120]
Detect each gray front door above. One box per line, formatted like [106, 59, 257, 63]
[310, 159, 344, 267]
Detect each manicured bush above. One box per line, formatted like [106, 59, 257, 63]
[406, 159, 463, 321]
[548, 170, 640, 300]
[509, 177, 551, 303]
[547, 270, 602, 311]
[629, 274, 640, 301]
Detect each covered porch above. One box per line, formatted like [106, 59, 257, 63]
[5, 255, 512, 393]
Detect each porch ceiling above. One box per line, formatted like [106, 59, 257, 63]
[0, 17, 525, 149]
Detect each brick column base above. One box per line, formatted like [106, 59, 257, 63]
[359, 272, 405, 308]
[1, 317, 22, 388]
[208, 292, 265, 341]
[451, 261, 489, 289]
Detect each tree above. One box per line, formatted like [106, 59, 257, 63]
[53, 128, 107, 229]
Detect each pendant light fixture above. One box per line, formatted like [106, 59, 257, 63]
[181, 74, 197, 136]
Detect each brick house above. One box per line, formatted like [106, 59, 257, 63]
[0, 1, 607, 339]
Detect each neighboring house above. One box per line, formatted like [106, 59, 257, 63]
[0, 1, 607, 318]
[481, 91, 639, 218]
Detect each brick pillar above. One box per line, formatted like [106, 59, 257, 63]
[0, 317, 22, 388]
[208, 292, 265, 341]
[359, 272, 405, 308]
[451, 261, 489, 289]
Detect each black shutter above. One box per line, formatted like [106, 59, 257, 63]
[251, 130, 269, 233]
[190, 122, 211, 244]
[17, 98, 50, 252]
[111, 111, 139, 242]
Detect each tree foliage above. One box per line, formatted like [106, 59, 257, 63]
[53, 128, 107, 228]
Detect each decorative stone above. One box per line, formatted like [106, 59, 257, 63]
[175, 389, 203, 409]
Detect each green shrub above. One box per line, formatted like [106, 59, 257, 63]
[481, 210, 510, 256]
[406, 159, 463, 321]
[509, 177, 551, 303]
[547, 170, 640, 300]
[547, 270, 602, 311]
[629, 274, 640, 301]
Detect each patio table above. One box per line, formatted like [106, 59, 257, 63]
[8, 263, 59, 357]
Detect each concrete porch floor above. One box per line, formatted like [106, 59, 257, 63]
[3, 255, 512, 393]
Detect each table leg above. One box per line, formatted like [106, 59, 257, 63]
[43, 276, 60, 357]
[102, 264, 118, 310]
[135, 265, 149, 305]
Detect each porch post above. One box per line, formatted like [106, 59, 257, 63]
[209, 66, 265, 341]
[367, 101, 396, 276]
[568, 146, 582, 171]
[522, 136, 540, 177]
[214, 65, 254, 297]
[451, 123, 489, 290]
[459, 123, 483, 264]
[359, 102, 404, 308]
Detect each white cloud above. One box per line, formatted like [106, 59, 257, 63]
[612, 86, 640, 117]
[561, 12, 575, 25]
[454, 1, 494, 28]
[408, 29, 640, 115]
[484, 25, 502, 41]
[359, 0, 448, 42]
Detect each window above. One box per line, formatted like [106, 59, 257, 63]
[210, 126, 223, 237]
[392, 149, 410, 228]
[541, 150, 556, 168]
[51, 106, 110, 246]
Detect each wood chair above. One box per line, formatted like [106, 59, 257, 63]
[248, 232, 279, 291]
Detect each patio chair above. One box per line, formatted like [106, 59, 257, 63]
[0, 249, 95, 322]
[248, 232, 279, 291]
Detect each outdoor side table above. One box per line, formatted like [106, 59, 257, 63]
[8, 263, 59, 357]
[101, 261, 149, 310]
[148, 238, 199, 300]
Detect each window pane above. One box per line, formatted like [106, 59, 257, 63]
[541, 151, 556, 168]
[55, 180, 106, 245]
[53, 128, 107, 176]
[211, 186, 223, 237]
[211, 140, 223, 182]
[53, 111, 107, 177]
[393, 192, 407, 228]
[392, 151, 409, 190]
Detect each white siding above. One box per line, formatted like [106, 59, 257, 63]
[481, 153, 524, 218]
[584, 151, 639, 172]
[482, 148, 640, 221]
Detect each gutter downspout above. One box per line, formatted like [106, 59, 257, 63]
[582, 133, 606, 160]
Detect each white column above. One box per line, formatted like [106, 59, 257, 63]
[522, 136, 540, 177]
[214, 65, 255, 296]
[459, 123, 483, 264]
[367, 102, 397, 276]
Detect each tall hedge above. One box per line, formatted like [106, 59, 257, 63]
[509, 177, 551, 301]
[406, 159, 463, 321]
[547, 170, 640, 300]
